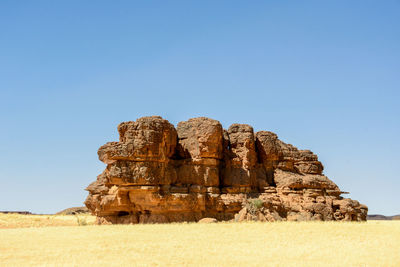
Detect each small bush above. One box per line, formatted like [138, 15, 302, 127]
[251, 199, 264, 209]
[76, 216, 88, 226]
[244, 198, 264, 216]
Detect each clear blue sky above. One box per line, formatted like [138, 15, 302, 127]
[0, 1, 399, 215]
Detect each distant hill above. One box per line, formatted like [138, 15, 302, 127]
[56, 206, 89, 215]
[0, 211, 32, 215]
[367, 214, 400, 220]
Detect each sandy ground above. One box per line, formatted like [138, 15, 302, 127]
[0, 215, 399, 266]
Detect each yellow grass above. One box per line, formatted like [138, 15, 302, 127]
[0, 213, 96, 228]
[0, 219, 399, 266]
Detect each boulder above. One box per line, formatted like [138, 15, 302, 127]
[221, 124, 268, 190]
[176, 117, 223, 160]
[273, 169, 339, 190]
[98, 116, 177, 163]
[256, 131, 323, 175]
[198, 218, 218, 223]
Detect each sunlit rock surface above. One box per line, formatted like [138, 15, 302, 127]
[85, 116, 367, 224]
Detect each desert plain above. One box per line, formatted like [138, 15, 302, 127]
[1, 213, 399, 267]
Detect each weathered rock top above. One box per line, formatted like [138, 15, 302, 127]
[85, 116, 367, 224]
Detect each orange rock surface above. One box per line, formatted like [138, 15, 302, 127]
[85, 116, 367, 224]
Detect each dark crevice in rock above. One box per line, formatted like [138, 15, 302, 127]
[117, 211, 129, 217]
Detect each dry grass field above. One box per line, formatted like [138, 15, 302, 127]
[0, 213, 96, 228]
[0, 214, 399, 267]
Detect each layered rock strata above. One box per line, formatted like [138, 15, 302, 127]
[85, 116, 367, 224]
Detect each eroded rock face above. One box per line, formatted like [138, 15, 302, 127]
[85, 116, 367, 224]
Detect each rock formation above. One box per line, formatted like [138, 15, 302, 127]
[85, 116, 367, 224]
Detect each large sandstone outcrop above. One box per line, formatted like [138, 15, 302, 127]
[85, 116, 367, 224]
